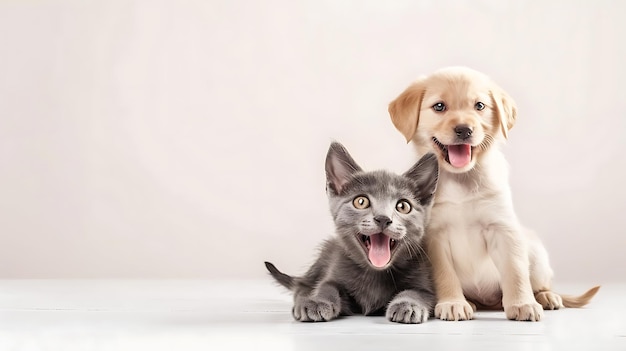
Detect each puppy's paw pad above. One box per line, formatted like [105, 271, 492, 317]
[535, 291, 563, 310]
[293, 299, 339, 322]
[386, 300, 429, 324]
[435, 301, 473, 321]
[505, 302, 544, 321]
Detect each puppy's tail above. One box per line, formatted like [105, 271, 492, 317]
[561, 285, 601, 308]
[264, 261, 295, 290]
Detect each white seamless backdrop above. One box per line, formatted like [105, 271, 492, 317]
[0, 0, 624, 283]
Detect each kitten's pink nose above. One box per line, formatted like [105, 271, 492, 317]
[373, 215, 392, 230]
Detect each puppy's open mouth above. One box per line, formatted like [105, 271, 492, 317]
[432, 137, 473, 168]
[357, 233, 397, 268]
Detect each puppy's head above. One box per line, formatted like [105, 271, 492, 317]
[388, 67, 517, 173]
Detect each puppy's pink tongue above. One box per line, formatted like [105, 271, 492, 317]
[448, 144, 471, 168]
[368, 233, 391, 268]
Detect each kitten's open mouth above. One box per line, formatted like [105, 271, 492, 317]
[432, 137, 473, 168]
[358, 233, 397, 268]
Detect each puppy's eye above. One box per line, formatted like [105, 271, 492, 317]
[353, 196, 370, 209]
[475, 102, 485, 111]
[432, 102, 446, 112]
[395, 200, 412, 214]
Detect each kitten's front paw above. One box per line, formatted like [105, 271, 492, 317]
[505, 301, 544, 321]
[386, 300, 430, 324]
[292, 298, 340, 322]
[535, 291, 563, 310]
[435, 300, 474, 321]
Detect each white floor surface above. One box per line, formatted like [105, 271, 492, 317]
[0, 280, 623, 351]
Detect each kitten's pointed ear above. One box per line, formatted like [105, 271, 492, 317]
[325, 142, 362, 195]
[403, 153, 439, 205]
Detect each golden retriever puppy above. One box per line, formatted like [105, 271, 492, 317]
[388, 66, 599, 321]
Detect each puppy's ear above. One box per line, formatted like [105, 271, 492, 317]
[388, 77, 427, 143]
[490, 87, 517, 139]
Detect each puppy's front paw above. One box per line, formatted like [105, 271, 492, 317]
[535, 291, 563, 310]
[386, 300, 429, 324]
[292, 298, 340, 322]
[505, 301, 544, 321]
[435, 300, 474, 321]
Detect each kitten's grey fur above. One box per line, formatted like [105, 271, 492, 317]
[265, 142, 438, 323]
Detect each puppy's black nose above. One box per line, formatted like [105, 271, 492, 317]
[455, 125, 473, 140]
[374, 215, 392, 230]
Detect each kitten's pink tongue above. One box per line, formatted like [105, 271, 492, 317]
[448, 144, 471, 168]
[368, 233, 391, 268]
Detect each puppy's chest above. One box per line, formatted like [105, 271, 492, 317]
[435, 179, 478, 204]
[429, 182, 498, 256]
[433, 185, 483, 225]
[429, 178, 505, 298]
[431, 176, 506, 226]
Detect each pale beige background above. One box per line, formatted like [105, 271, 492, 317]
[0, 0, 624, 282]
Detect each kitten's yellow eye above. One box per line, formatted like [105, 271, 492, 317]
[396, 200, 412, 214]
[353, 196, 370, 209]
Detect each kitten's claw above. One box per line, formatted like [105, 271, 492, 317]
[386, 300, 429, 324]
[435, 300, 474, 321]
[292, 298, 340, 322]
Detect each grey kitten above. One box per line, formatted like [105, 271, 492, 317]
[265, 142, 438, 324]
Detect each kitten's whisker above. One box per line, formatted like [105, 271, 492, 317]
[404, 238, 430, 263]
[404, 240, 417, 260]
[415, 242, 431, 263]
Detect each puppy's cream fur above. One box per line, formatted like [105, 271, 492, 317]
[388, 67, 599, 321]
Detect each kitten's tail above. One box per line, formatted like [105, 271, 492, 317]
[560, 285, 601, 308]
[264, 261, 295, 290]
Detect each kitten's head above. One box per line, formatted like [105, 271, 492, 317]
[325, 142, 438, 270]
